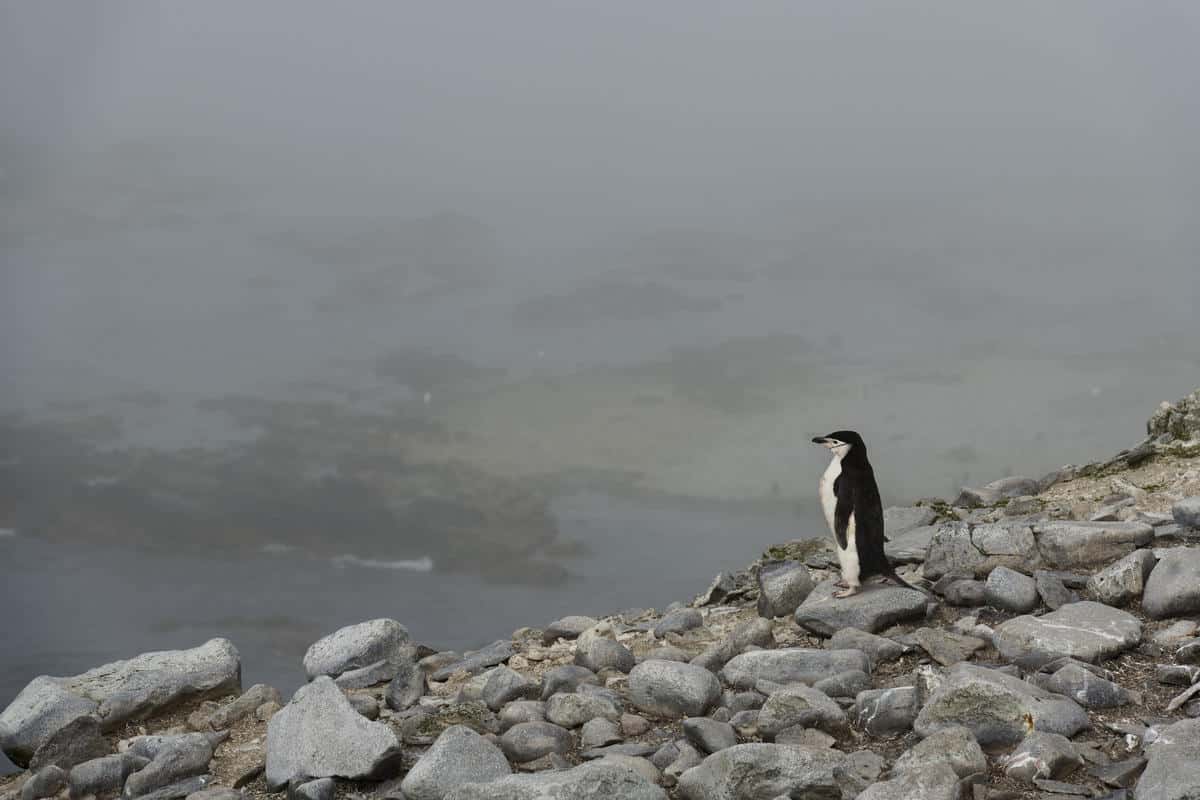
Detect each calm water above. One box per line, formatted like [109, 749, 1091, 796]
[0, 491, 809, 775]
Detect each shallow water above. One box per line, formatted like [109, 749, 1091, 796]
[0, 491, 808, 775]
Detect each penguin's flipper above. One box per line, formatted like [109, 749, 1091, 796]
[832, 475, 852, 551]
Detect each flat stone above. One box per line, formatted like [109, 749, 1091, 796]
[924, 523, 1038, 579]
[826, 629, 904, 667]
[189, 685, 281, 731]
[134, 775, 213, 800]
[401, 725, 510, 800]
[912, 627, 986, 667]
[544, 692, 619, 728]
[1003, 730, 1083, 782]
[580, 717, 622, 749]
[689, 618, 774, 673]
[539, 665, 598, 699]
[265, 677, 400, 790]
[812, 670, 872, 698]
[69, 753, 150, 798]
[775, 726, 835, 748]
[288, 778, 334, 800]
[653, 608, 703, 638]
[955, 477, 1040, 508]
[1032, 778, 1090, 795]
[482, 667, 537, 712]
[302, 619, 410, 682]
[1087, 550, 1157, 607]
[856, 762, 960, 800]
[985, 567, 1040, 613]
[993, 600, 1142, 667]
[675, 743, 846, 800]
[794, 579, 927, 636]
[1034, 521, 1154, 570]
[942, 580, 988, 606]
[442, 761, 666, 800]
[1043, 663, 1130, 708]
[183, 788, 242, 800]
[499, 721, 572, 763]
[575, 637, 635, 674]
[1154, 620, 1199, 645]
[1143, 548, 1200, 619]
[27, 715, 109, 772]
[1035, 571, 1079, 610]
[431, 641, 515, 681]
[913, 663, 1089, 746]
[125, 737, 215, 797]
[580, 742, 657, 760]
[720, 648, 870, 689]
[885, 526, 937, 564]
[542, 616, 598, 644]
[629, 661, 720, 719]
[757, 685, 849, 738]
[1087, 758, 1146, 789]
[892, 725, 986, 779]
[755, 561, 814, 619]
[852, 686, 919, 737]
[682, 718, 736, 754]
[884, 506, 938, 536]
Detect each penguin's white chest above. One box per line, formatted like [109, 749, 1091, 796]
[818, 457, 841, 534]
[819, 455, 861, 587]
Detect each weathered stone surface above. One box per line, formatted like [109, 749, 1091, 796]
[826, 629, 904, 667]
[574, 637, 635, 674]
[856, 762, 960, 800]
[401, 725, 510, 800]
[128, 775, 212, 800]
[924, 523, 1038, 579]
[303, 621, 410, 682]
[675, 743, 846, 800]
[629, 661, 720, 719]
[580, 717, 621, 750]
[1003, 730, 1083, 782]
[985, 566, 1040, 612]
[499, 721, 572, 763]
[942, 579, 988, 606]
[911, 627, 985, 667]
[852, 686, 919, 737]
[288, 778, 333, 800]
[27, 715, 109, 772]
[431, 641, 515, 681]
[913, 663, 1089, 746]
[482, 666, 537, 712]
[892, 725, 986, 779]
[812, 670, 871, 698]
[1087, 550, 1157, 606]
[955, 477, 1040, 508]
[265, 677, 400, 790]
[542, 616, 598, 644]
[755, 561, 813, 619]
[69, 753, 150, 798]
[1043, 663, 1130, 708]
[992, 601, 1142, 667]
[884, 506, 937, 536]
[125, 737, 215, 798]
[385, 657, 426, 711]
[1, 639, 240, 768]
[653, 608, 703, 638]
[689, 618, 774, 673]
[1034, 521, 1154, 570]
[757, 685, 849, 739]
[682, 718, 736, 754]
[20, 766, 68, 800]
[1036, 571, 1079, 610]
[544, 692, 619, 728]
[1173, 497, 1200, 529]
[444, 761, 666, 800]
[1143, 548, 1200, 619]
[884, 526, 937, 564]
[794, 580, 927, 636]
[720, 648, 870, 690]
[1135, 717, 1200, 800]
[189, 685, 281, 732]
[540, 665, 598, 699]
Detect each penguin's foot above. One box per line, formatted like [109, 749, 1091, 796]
[834, 578, 849, 589]
[834, 586, 861, 598]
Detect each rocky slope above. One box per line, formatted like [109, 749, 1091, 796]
[3, 389, 1200, 800]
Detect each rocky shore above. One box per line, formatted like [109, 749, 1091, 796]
[3, 388, 1200, 800]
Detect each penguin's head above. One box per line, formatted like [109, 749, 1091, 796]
[811, 430, 864, 459]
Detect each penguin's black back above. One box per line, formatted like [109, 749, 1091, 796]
[834, 447, 892, 578]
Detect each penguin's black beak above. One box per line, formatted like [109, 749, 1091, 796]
[811, 437, 828, 445]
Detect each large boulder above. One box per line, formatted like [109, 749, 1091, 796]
[444, 761, 666, 800]
[924, 523, 1038, 579]
[675, 743, 846, 800]
[401, 725, 510, 800]
[794, 580, 927, 636]
[1143, 548, 1200, 619]
[992, 601, 1141, 667]
[265, 677, 400, 790]
[628, 661, 720, 719]
[302, 619, 411, 682]
[1, 639, 240, 768]
[720, 648, 870, 689]
[1136, 717, 1200, 800]
[1033, 521, 1154, 570]
[913, 663, 1089, 746]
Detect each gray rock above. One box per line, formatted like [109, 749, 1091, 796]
[653, 608, 703, 638]
[1157, 664, 1200, 686]
[985, 566, 1040, 612]
[755, 561, 814, 619]
[892, 725, 986, 779]
[431, 641, 515, 681]
[1086, 757, 1146, 789]
[675, 743, 846, 800]
[21, 766, 68, 800]
[1153, 620, 1199, 645]
[499, 721, 573, 763]
[723, 692, 763, 713]
[913, 662, 1089, 746]
[125, 734, 222, 762]
[401, 725, 510, 800]
[189, 685, 281, 731]
[28, 715, 109, 772]
[265, 676, 401, 790]
[774, 726, 835, 748]
[1003, 730, 1083, 782]
[1087, 550, 1157, 606]
[856, 762, 960, 800]
[346, 694, 379, 720]
[689, 618, 774, 673]
[720, 648, 870, 689]
[1178, 639, 1200, 664]
[826, 629, 904, 667]
[287, 778, 334, 800]
[1143, 548, 1200, 619]
[124, 737, 214, 798]
[185, 788, 243, 800]
[544, 693, 619, 728]
[539, 665, 598, 699]
[884, 526, 937, 564]
[443, 761, 666, 800]
[574, 637, 635, 674]
[2, 639, 240, 768]
[596, 754, 660, 787]
[924, 523, 1038, 579]
[757, 685, 848, 738]
[542, 616, 598, 644]
[852, 686, 919, 737]
[498, 701, 545, 731]
[812, 670, 871, 698]
[884, 506, 937, 536]
[682, 718, 736, 754]
[1173, 497, 1200, 529]
[1035, 571, 1079, 610]
[942, 579, 988, 606]
[580, 717, 621, 749]
[1044, 663, 1130, 709]
[1035, 521, 1154, 570]
[992, 601, 1142, 667]
[132, 775, 212, 800]
[955, 476, 1040, 508]
[303, 619, 410, 681]
[385, 657, 426, 711]
[69, 753, 150, 798]
[628, 661, 721, 719]
[645, 646, 691, 663]
[794, 579, 927, 636]
[481, 667, 537, 712]
[621, 713, 651, 736]
[912, 627, 986, 667]
[579, 742, 657, 760]
[693, 573, 737, 607]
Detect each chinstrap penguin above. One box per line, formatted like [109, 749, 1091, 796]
[812, 430, 925, 598]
